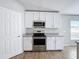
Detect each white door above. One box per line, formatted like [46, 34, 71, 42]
[14, 11, 23, 55]
[46, 37, 56, 50]
[56, 37, 64, 50]
[5, 9, 23, 58]
[24, 37, 32, 51]
[0, 7, 23, 59]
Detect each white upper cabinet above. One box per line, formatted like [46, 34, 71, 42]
[46, 13, 62, 28]
[24, 12, 33, 28]
[24, 12, 46, 28]
[33, 12, 46, 21]
[54, 13, 62, 28]
[46, 13, 54, 28]
[40, 12, 46, 21]
[33, 12, 39, 20]
[24, 11, 62, 29]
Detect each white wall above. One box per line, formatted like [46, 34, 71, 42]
[62, 15, 79, 46]
[61, 0, 79, 15]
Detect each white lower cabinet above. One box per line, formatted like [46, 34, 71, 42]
[24, 37, 32, 51]
[56, 37, 64, 50]
[24, 37, 64, 51]
[46, 37, 56, 50]
[46, 37, 64, 50]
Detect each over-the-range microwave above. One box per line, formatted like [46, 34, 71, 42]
[33, 20, 45, 28]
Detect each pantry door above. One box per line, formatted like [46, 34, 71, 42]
[0, 7, 23, 59]
[6, 10, 23, 58]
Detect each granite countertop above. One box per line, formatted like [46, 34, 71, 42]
[45, 33, 63, 37]
[23, 33, 33, 37]
[23, 33, 63, 37]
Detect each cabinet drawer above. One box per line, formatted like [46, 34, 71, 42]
[33, 45, 46, 51]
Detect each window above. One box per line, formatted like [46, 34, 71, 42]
[71, 20, 79, 40]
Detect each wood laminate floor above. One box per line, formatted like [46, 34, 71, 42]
[10, 46, 77, 59]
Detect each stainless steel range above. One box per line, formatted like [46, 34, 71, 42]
[33, 33, 46, 51]
[32, 20, 46, 51]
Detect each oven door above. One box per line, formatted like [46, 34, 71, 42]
[33, 39, 46, 51]
[33, 39, 46, 45]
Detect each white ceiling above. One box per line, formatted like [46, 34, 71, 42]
[16, 0, 78, 11]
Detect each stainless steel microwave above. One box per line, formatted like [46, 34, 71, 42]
[33, 21, 45, 28]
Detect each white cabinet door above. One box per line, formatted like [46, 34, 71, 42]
[54, 13, 62, 28]
[33, 12, 39, 20]
[46, 37, 56, 50]
[33, 12, 46, 21]
[54, 13, 63, 35]
[40, 12, 46, 21]
[56, 37, 64, 50]
[46, 13, 54, 28]
[24, 37, 32, 51]
[24, 12, 33, 28]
